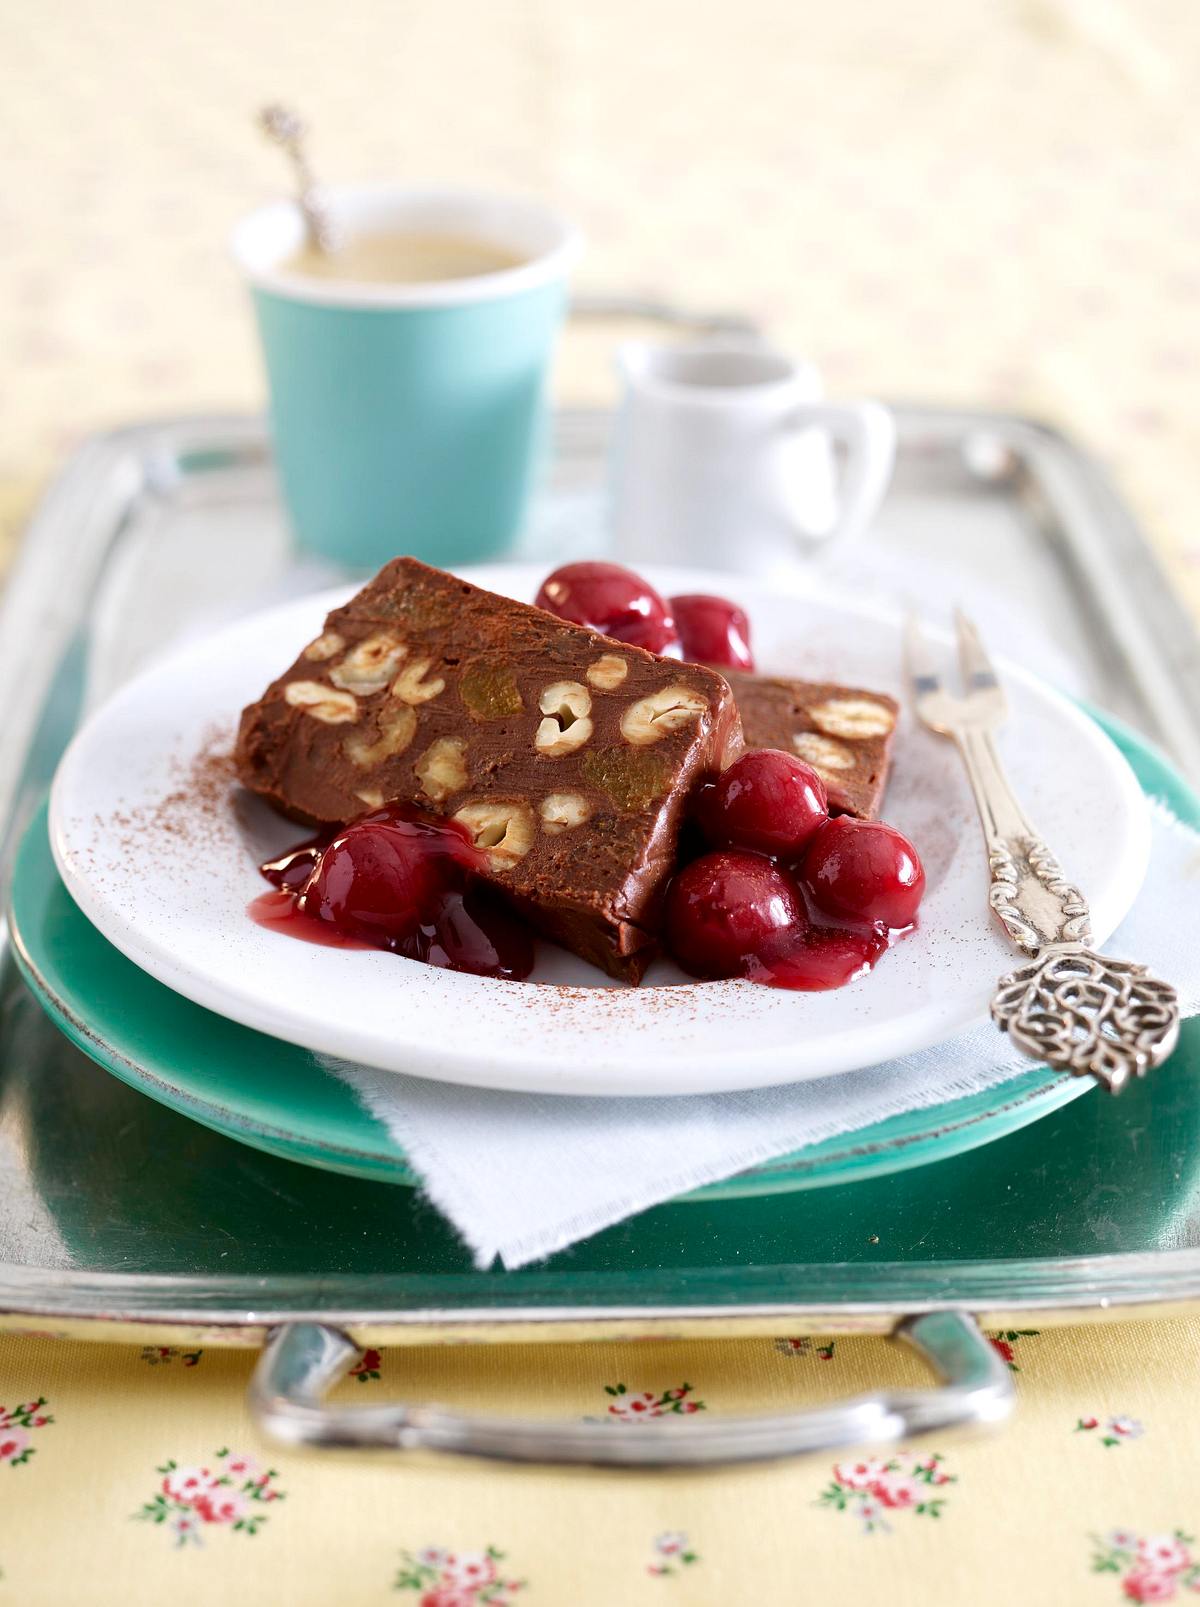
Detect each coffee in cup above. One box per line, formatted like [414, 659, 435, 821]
[282, 230, 524, 285]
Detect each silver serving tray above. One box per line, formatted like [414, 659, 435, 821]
[1, 403, 1198, 1466]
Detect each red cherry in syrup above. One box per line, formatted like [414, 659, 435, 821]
[424, 886, 535, 982]
[256, 803, 534, 981]
[299, 805, 479, 946]
[756, 925, 890, 991]
[669, 593, 754, 672]
[665, 849, 807, 980]
[534, 561, 678, 654]
[697, 748, 828, 858]
[801, 815, 925, 929]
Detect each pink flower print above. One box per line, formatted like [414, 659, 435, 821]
[140, 1346, 204, 1367]
[608, 1391, 661, 1421]
[441, 1551, 496, 1590]
[988, 1329, 1039, 1371]
[1110, 1531, 1141, 1550]
[0, 1396, 53, 1466]
[834, 1456, 889, 1490]
[194, 1490, 249, 1525]
[350, 1348, 383, 1383]
[395, 1544, 525, 1600]
[161, 1465, 220, 1504]
[170, 1512, 204, 1548]
[821, 1451, 956, 1528]
[775, 1337, 812, 1356]
[775, 1336, 837, 1360]
[1080, 1414, 1146, 1448]
[138, 1452, 286, 1541]
[1139, 1537, 1192, 1575]
[857, 1498, 890, 1535]
[647, 1532, 700, 1576]
[599, 1382, 705, 1421]
[1109, 1417, 1145, 1443]
[1124, 1571, 1178, 1603]
[873, 1472, 919, 1510]
[0, 1427, 29, 1463]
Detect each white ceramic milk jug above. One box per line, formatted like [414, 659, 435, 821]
[611, 340, 895, 576]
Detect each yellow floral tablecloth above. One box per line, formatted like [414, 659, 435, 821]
[3, 0, 1200, 1601]
[2, 1324, 1200, 1604]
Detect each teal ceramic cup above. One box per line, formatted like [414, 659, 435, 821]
[231, 185, 581, 569]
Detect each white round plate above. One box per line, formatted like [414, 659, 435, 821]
[49, 565, 1150, 1097]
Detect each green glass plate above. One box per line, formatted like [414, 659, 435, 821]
[8, 710, 1197, 1202]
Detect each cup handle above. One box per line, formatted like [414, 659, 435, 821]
[790, 400, 896, 550]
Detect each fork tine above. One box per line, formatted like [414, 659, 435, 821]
[904, 611, 944, 697]
[953, 608, 1001, 693]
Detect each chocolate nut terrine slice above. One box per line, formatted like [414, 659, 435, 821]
[236, 557, 742, 982]
[726, 671, 898, 820]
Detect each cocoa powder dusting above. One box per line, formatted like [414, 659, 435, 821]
[104, 725, 240, 867]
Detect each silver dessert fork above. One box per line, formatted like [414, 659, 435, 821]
[906, 610, 1179, 1093]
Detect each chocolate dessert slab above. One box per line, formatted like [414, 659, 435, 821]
[727, 671, 898, 819]
[236, 558, 742, 981]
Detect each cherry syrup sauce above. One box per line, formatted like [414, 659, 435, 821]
[248, 888, 374, 949]
[249, 804, 534, 981]
[745, 895, 901, 991]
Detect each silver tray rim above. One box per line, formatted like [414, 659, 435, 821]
[1, 1250, 1200, 1342]
[1, 404, 1199, 1337]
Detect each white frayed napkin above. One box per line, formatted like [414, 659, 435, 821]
[325, 801, 1200, 1269]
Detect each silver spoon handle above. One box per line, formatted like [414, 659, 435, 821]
[259, 104, 337, 253]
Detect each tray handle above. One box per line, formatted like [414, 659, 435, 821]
[248, 1313, 1013, 1467]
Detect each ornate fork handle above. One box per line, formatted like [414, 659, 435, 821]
[991, 949, 1179, 1094]
[952, 727, 1179, 1094]
[955, 729, 1092, 952]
